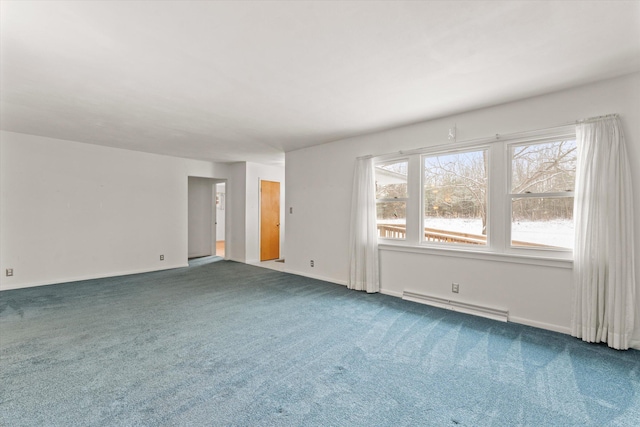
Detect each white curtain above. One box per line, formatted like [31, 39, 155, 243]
[571, 115, 636, 350]
[348, 157, 380, 293]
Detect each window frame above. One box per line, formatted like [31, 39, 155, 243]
[420, 145, 491, 249]
[374, 125, 576, 263]
[375, 158, 410, 241]
[504, 132, 576, 257]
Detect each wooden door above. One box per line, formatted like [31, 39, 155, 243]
[260, 180, 280, 261]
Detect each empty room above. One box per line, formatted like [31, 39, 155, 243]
[1, 1, 639, 426]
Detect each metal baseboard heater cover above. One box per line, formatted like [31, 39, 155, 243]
[403, 290, 509, 322]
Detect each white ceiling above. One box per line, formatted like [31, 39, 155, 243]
[2, 1, 639, 165]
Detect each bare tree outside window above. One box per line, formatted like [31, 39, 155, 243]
[510, 139, 576, 248]
[374, 135, 576, 250]
[423, 149, 488, 245]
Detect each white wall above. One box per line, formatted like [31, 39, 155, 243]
[285, 72, 640, 338]
[245, 162, 285, 263]
[225, 162, 247, 263]
[188, 177, 214, 258]
[220, 162, 285, 263]
[0, 132, 231, 290]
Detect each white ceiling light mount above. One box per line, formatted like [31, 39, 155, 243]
[448, 124, 457, 142]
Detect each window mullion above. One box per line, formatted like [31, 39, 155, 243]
[489, 142, 507, 252]
[405, 155, 421, 245]
[509, 192, 575, 199]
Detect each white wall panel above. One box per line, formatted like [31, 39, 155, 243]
[0, 132, 230, 289]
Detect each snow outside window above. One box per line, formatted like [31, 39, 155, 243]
[373, 126, 577, 260]
[509, 138, 576, 250]
[422, 149, 488, 246]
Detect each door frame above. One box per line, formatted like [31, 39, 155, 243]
[187, 176, 227, 260]
[259, 179, 281, 261]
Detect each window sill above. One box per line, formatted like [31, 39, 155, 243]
[378, 242, 573, 269]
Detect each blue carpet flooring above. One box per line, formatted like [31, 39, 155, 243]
[1, 260, 639, 426]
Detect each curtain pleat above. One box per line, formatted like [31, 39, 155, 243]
[571, 116, 636, 350]
[348, 157, 380, 293]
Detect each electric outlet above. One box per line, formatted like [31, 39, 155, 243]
[310, 260, 314, 267]
[6, 268, 13, 277]
[160, 255, 164, 261]
[452, 282, 459, 293]
[290, 207, 293, 214]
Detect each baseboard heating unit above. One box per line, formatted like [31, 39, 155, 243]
[402, 290, 509, 322]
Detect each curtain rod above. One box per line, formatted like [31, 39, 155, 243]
[575, 113, 618, 124]
[357, 113, 618, 160]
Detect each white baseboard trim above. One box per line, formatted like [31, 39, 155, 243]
[282, 268, 348, 287]
[396, 289, 569, 335]
[380, 288, 403, 298]
[508, 316, 571, 335]
[2, 260, 574, 339]
[0, 263, 189, 291]
[188, 252, 211, 259]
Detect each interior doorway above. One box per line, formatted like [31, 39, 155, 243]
[260, 180, 280, 261]
[188, 177, 226, 260]
[215, 182, 226, 257]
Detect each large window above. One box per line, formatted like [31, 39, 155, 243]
[375, 127, 577, 259]
[375, 160, 408, 239]
[423, 149, 488, 246]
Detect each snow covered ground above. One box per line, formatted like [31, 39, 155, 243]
[383, 217, 574, 248]
[511, 219, 573, 248]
